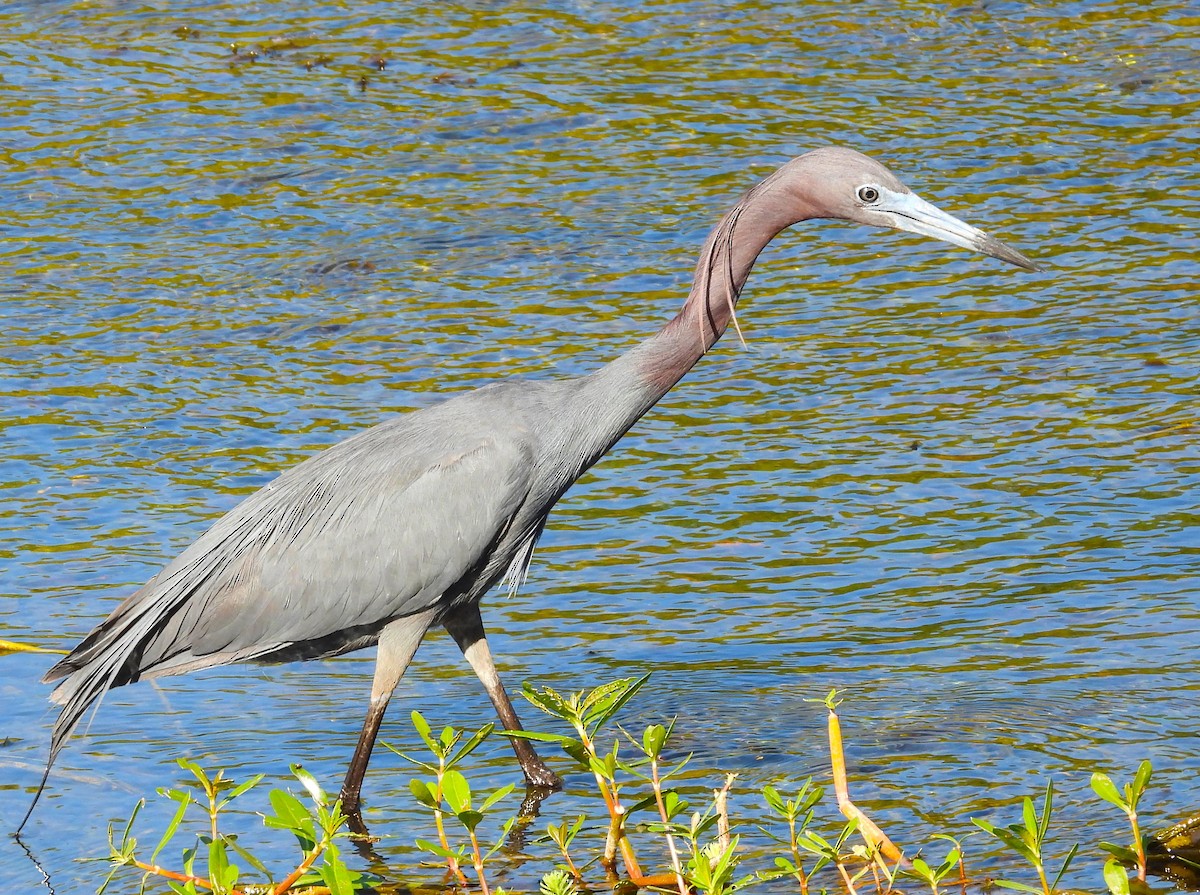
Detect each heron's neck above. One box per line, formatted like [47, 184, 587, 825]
[572, 176, 807, 456]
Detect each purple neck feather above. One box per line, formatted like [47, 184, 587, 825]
[572, 165, 816, 462]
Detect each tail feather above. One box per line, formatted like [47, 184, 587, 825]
[17, 630, 136, 834]
[20, 558, 217, 832]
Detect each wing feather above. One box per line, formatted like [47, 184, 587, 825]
[44, 412, 537, 764]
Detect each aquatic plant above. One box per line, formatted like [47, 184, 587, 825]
[100, 680, 1174, 895]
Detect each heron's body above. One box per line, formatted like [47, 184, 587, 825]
[27, 147, 1036, 831]
[46, 322, 685, 737]
[58, 381, 589, 682]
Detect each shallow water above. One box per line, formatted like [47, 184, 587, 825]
[1, 1, 1197, 892]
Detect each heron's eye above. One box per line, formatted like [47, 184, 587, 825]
[857, 186, 880, 204]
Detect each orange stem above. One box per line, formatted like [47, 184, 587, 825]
[129, 859, 227, 892]
[827, 706, 904, 866]
[270, 844, 323, 895]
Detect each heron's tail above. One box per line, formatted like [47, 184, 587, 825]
[15, 637, 137, 832]
[17, 578, 165, 833]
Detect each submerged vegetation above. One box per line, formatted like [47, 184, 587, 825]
[101, 678, 1194, 895]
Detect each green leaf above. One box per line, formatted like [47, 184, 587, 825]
[993, 880, 1044, 894]
[547, 814, 586, 851]
[567, 813, 585, 841]
[266, 788, 309, 828]
[1103, 857, 1131, 895]
[416, 838, 467, 860]
[219, 774, 265, 810]
[291, 764, 325, 805]
[1099, 842, 1138, 863]
[833, 815, 860, 849]
[588, 753, 616, 781]
[1021, 796, 1039, 842]
[382, 747, 437, 773]
[972, 817, 1037, 866]
[265, 789, 317, 850]
[624, 793, 658, 816]
[442, 769, 471, 813]
[224, 834, 273, 883]
[642, 723, 668, 758]
[484, 815, 518, 862]
[480, 782, 516, 813]
[1091, 772, 1125, 811]
[502, 730, 576, 745]
[561, 739, 592, 770]
[1131, 760, 1152, 807]
[207, 836, 231, 895]
[319, 841, 356, 895]
[448, 723, 495, 769]
[939, 848, 961, 877]
[219, 862, 240, 893]
[1039, 781, 1055, 842]
[522, 683, 571, 719]
[409, 778, 440, 808]
[762, 785, 785, 815]
[800, 781, 822, 809]
[908, 857, 933, 881]
[579, 679, 624, 717]
[411, 710, 436, 751]
[585, 673, 650, 734]
[457, 809, 485, 832]
[151, 792, 191, 863]
[1051, 842, 1080, 892]
[971, 817, 996, 836]
[662, 790, 687, 820]
[176, 757, 205, 782]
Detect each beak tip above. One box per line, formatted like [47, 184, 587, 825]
[978, 235, 1041, 273]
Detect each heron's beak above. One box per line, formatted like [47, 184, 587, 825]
[877, 189, 1041, 272]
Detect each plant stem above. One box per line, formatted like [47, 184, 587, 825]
[715, 774, 735, 856]
[558, 843, 584, 883]
[785, 809, 809, 895]
[468, 830, 491, 895]
[271, 834, 335, 895]
[433, 769, 468, 885]
[650, 755, 688, 895]
[576, 722, 647, 881]
[128, 858, 231, 893]
[1129, 810, 1146, 882]
[827, 705, 903, 866]
[1035, 863, 1050, 895]
[836, 860, 860, 895]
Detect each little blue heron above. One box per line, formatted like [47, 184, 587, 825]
[23, 147, 1037, 831]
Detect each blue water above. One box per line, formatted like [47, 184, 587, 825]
[1, 1, 1197, 892]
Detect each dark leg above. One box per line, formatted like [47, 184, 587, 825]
[342, 608, 438, 832]
[443, 601, 562, 789]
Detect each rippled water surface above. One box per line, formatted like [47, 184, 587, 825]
[1, 1, 1197, 892]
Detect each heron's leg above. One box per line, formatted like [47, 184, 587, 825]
[443, 601, 563, 789]
[342, 608, 438, 826]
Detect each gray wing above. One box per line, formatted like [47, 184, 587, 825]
[44, 415, 537, 760]
[158, 428, 536, 665]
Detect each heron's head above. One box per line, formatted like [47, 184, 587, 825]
[777, 147, 1039, 271]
